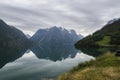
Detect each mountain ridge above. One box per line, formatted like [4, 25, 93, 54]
[75, 18, 120, 49]
[30, 26, 83, 45]
[0, 19, 30, 50]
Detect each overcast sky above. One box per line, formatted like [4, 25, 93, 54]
[0, 0, 120, 36]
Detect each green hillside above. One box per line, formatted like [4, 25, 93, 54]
[58, 52, 120, 80]
[75, 19, 120, 49]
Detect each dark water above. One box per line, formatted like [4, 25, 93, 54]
[0, 45, 95, 80]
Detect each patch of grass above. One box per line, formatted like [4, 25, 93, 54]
[58, 52, 120, 80]
[96, 36, 111, 46]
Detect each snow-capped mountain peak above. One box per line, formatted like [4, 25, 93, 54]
[107, 18, 120, 25]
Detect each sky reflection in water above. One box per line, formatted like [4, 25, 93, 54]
[0, 51, 94, 80]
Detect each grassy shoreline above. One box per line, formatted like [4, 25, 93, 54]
[58, 52, 120, 80]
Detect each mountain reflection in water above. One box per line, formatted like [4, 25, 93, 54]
[0, 44, 94, 80]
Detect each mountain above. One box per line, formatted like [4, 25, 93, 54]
[30, 26, 83, 46]
[106, 18, 120, 25]
[26, 34, 31, 39]
[75, 18, 120, 49]
[0, 19, 31, 50]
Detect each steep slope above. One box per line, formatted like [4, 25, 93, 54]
[31, 26, 83, 46]
[0, 19, 31, 50]
[75, 18, 120, 48]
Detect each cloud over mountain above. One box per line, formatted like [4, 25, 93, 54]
[0, 0, 120, 36]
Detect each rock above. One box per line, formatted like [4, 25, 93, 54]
[115, 50, 120, 56]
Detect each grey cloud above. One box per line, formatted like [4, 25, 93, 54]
[0, 0, 120, 36]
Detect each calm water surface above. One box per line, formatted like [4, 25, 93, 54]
[0, 50, 94, 80]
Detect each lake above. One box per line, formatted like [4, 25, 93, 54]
[0, 46, 94, 80]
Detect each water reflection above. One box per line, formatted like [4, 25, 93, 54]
[0, 45, 117, 80]
[0, 48, 27, 68]
[0, 43, 95, 80]
[30, 45, 78, 61]
[0, 43, 79, 69]
[0, 51, 93, 80]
